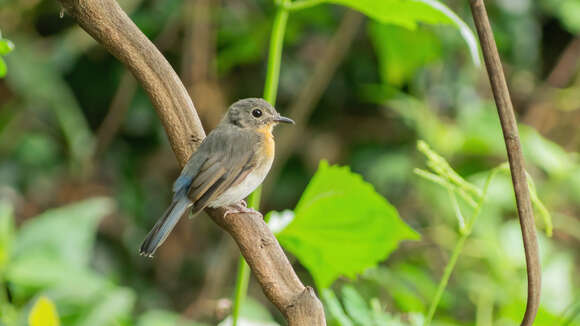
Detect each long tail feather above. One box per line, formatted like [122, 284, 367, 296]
[139, 195, 191, 257]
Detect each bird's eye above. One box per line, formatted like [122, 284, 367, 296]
[252, 109, 263, 118]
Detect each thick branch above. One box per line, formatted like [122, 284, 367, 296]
[57, 0, 325, 324]
[469, 1, 541, 326]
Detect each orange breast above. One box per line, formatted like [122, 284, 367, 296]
[256, 124, 275, 159]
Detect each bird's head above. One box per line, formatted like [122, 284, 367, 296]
[225, 98, 294, 129]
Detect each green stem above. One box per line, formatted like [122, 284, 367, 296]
[232, 256, 250, 326]
[424, 168, 499, 326]
[263, 2, 289, 105]
[231, 2, 289, 325]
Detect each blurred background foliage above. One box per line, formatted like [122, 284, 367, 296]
[0, 0, 579, 325]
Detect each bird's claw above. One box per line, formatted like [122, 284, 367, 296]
[223, 202, 258, 217]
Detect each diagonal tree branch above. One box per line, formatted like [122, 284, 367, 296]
[469, 1, 541, 325]
[57, 0, 325, 324]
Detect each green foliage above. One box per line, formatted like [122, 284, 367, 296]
[0, 201, 14, 274]
[277, 161, 419, 289]
[0, 198, 198, 326]
[323, 285, 424, 326]
[0, 31, 14, 78]
[1, 0, 579, 325]
[369, 23, 442, 86]
[322, 0, 479, 65]
[4, 39, 94, 174]
[541, 0, 580, 33]
[137, 310, 209, 326]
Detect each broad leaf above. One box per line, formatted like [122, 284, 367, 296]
[369, 23, 442, 86]
[12, 197, 114, 268]
[326, 0, 480, 66]
[277, 161, 419, 289]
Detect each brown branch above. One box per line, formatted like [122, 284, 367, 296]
[57, 0, 325, 324]
[469, 1, 541, 326]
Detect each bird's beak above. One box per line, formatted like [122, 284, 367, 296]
[273, 115, 295, 124]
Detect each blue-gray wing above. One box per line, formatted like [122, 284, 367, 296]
[140, 127, 257, 257]
[173, 127, 258, 211]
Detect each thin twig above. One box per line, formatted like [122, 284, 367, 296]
[57, 0, 325, 324]
[469, 1, 541, 325]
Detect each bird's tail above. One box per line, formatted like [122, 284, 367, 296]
[139, 194, 191, 257]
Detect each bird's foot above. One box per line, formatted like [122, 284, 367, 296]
[223, 201, 259, 217]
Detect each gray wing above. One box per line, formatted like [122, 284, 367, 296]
[173, 127, 258, 212]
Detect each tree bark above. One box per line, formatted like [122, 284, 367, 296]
[57, 0, 325, 324]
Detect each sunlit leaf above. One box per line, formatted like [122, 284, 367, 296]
[28, 296, 60, 326]
[0, 39, 14, 55]
[369, 23, 442, 86]
[277, 161, 419, 289]
[326, 0, 480, 65]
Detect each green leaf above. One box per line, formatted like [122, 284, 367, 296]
[0, 39, 14, 55]
[321, 289, 354, 326]
[0, 200, 14, 273]
[326, 0, 480, 66]
[28, 296, 60, 326]
[12, 197, 114, 268]
[341, 285, 373, 326]
[328, 0, 450, 28]
[137, 310, 210, 326]
[369, 23, 441, 86]
[277, 161, 419, 289]
[520, 125, 575, 177]
[77, 288, 135, 326]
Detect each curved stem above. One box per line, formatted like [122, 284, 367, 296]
[469, 1, 541, 325]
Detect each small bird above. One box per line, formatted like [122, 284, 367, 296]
[139, 98, 294, 257]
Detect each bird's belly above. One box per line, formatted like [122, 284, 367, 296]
[207, 159, 272, 208]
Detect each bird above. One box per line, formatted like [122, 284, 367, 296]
[139, 98, 294, 257]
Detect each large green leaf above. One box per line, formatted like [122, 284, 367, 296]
[326, 0, 480, 66]
[369, 23, 442, 86]
[12, 197, 114, 268]
[277, 161, 419, 289]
